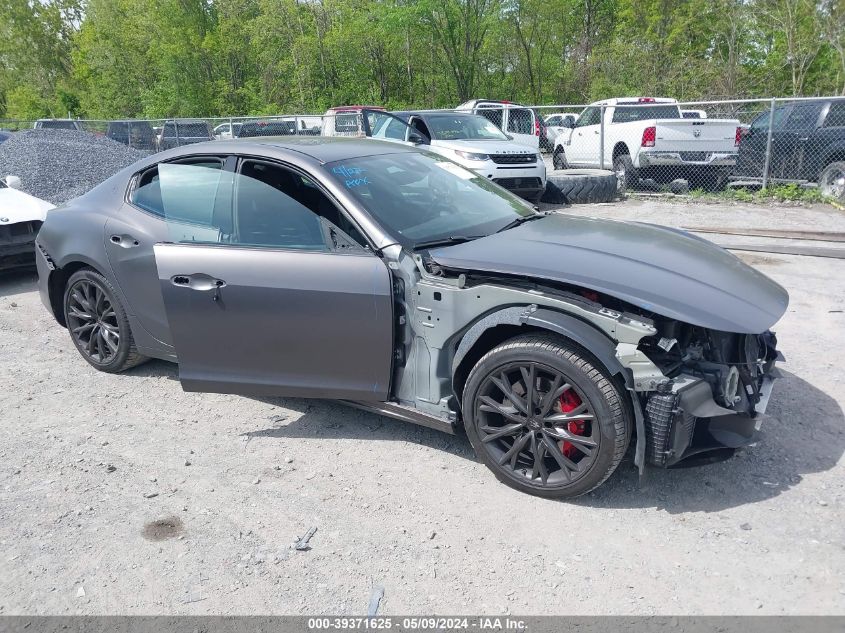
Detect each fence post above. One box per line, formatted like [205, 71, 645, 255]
[761, 98, 776, 191]
[599, 104, 606, 170]
[229, 116, 234, 139]
[174, 118, 180, 147]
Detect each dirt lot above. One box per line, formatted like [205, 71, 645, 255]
[0, 198, 843, 616]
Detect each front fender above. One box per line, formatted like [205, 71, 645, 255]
[452, 306, 648, 471]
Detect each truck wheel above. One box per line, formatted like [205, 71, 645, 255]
[462, 334, 631, 499]
[552, 146, 568, 170]
[545, 169, 617, 204]
[819, 162, 845, 201]
[613, 154, 637, 193]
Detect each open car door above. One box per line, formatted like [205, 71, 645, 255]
[146, 158, 395, 400]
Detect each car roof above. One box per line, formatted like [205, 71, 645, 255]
[181, 136, 419, 164]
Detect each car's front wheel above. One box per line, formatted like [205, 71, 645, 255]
[63, 268, 147, 373]
[462, 334, 631, 499]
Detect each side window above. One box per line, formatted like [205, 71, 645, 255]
[506, 108, 533, 134]
[546, 116, 560, 126]
[131, 160, 224, 226]
[477, 107, 504, 130]
[784, 103, 823, 131]
[575, 107, 600, 127]
[824, 102, 845, 128]
[751, 107, 789, 132]
[231, 160, 366, 251]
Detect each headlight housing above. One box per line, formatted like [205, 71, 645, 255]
[453, 150, 490, 162]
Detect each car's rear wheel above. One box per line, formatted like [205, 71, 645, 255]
[63, 268, 147, 373]
[462, 334, 630, 499]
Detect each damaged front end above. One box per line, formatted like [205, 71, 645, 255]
[636, 325, 782, 467]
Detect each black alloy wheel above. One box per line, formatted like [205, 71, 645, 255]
[463, 334, 630, 499]
[64, 268, 146, 372]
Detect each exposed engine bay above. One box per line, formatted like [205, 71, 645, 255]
[636, 321, 781, 466]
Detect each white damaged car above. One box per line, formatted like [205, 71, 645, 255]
[0, 175, 54, 271]
[370, 110, 547, 202]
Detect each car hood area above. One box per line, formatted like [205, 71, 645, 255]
[429, 214, 789, 334]
[430, 139, 537, 156]
[0, 188, 55, 224]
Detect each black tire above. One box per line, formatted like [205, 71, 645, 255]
[819, 161, 845, 201]
[63, 268, 147, 373]
[612, 154, 637, 193]
[462, 334, 631, 499]
[552, 146, 568, 170]
[546, 169, 617, 204]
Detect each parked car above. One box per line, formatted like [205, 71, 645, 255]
[681, 109, 708, 119]
[34, 136, 786, 499]
[0, 175, 54, 271]
[213, 122, 242, 140]
[456, 100, 540, 149]
[157, 119, 214, 150]
[552, 97, 741, 191]
[33, 119, 83, 131]
[321, 106, 386, 137]
[106, 120, 157, 150]
[543, 112, 580, 147]
[734, 98, 845, 201]
[237, 119, 299, 137]
[376, 110, 546, 201]
[235, 117, 322, 138]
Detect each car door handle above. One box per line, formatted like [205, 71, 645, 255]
[110, 234, 140, 248]
[170, 273, 226, 291]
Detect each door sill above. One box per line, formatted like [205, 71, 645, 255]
[342, 400, 457, 435]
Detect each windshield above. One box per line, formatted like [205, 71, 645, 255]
[426, 114, 508, 141]
[323, 152, 535, 247]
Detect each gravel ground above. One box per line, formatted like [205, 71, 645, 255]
[0, 198, 843, 616]
[0, 130, 151, 205]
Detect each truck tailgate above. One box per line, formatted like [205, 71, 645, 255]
[654, 119, 738, 153]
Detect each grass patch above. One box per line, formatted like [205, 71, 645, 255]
[685, 184, 839, 206]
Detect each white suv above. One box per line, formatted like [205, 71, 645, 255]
[371, 110, 546, 202]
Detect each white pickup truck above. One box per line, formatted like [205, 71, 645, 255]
[552, 97, 741, 190]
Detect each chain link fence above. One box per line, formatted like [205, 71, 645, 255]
[2, 96, 844, 200]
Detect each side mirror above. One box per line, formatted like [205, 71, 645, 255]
[409, 132, 428, 145]
[4, 175, 22, 190]
[563, 119, 575, 129]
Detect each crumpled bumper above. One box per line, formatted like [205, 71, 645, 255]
[642, 365, 780, 468]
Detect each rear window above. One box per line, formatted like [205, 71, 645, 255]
[506, 108, 534, 135]
[39, 120, 77, 130]
[825, 102, 845, 128]
[784, 103, 824, 131]
[476, 107, 504, 129]
[612, 105, 681, 123]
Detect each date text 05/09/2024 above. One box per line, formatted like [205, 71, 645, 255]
[307, 617, 528, 631]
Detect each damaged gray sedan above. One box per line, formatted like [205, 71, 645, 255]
[35, 136, 788, 499]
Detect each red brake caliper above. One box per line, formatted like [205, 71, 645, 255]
[559, 390, 586, 459]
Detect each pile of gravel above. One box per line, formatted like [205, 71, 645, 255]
[0, 129, 153, 205]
